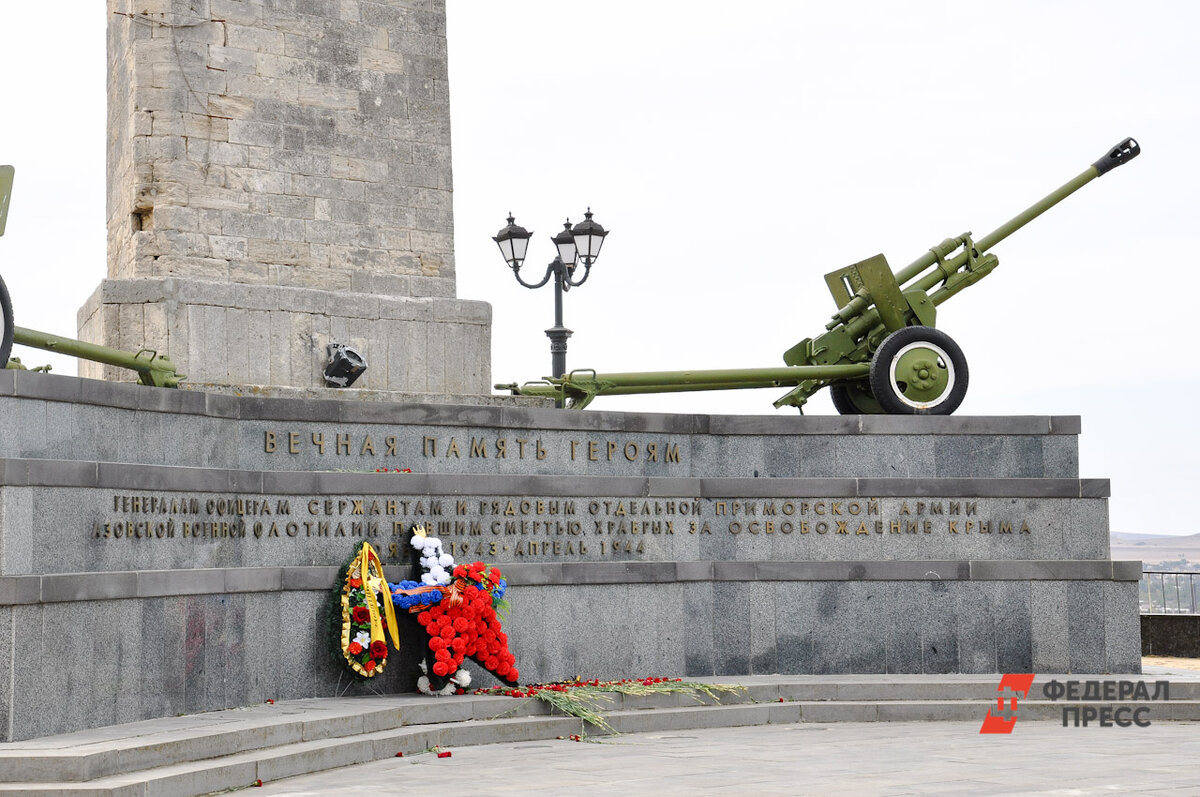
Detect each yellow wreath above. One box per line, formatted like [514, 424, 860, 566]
[339, 542, 401, 677]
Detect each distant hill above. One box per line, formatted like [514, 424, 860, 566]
[1111, 532, 1200, 571]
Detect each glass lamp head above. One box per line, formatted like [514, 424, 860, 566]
[571, 208, 608, 264]
[493, 214, 532, 268]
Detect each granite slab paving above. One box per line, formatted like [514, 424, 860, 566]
[253, 719, 1200, 796]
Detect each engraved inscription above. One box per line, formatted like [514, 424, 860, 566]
[91, 494, 1036, 563]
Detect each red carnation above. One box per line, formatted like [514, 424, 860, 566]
[347, 641, 363, 655]
[429, 636, 446, 650]
[370, 640, 388, 658]
[440, 625, 455, 640]
[416, 612, 431, 626]
[364, 660, 376, 673]
[349, 577, 363, 588]
[435, 648, 450, 662]
[352, 606, 370, 624]
[432, 661, 449, 676]
[453, 617, 468, 632]
[491, 568, 503, 580]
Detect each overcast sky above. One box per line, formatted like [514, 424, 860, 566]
[0, 1, 1196, 536]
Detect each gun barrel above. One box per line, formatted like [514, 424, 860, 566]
[505, 362, 873, 406]
[12, 326, 185, 388]
[826, 137, 1141, 330]
[570, 363, 871, 390]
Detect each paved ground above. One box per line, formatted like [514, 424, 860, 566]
[256, 718, 1200, 796]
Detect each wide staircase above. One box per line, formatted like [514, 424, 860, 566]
[2, 673, 1197, 796]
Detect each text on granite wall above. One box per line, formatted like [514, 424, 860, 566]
[261, 431, 682, 465]
[91, 495, 1034, 560]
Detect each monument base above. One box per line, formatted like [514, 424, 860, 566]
[0, 371, 1141, 741]
[77, 277, 493, 394]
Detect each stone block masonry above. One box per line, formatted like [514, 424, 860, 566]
[77, 276, 490, 392]
[106, 0, 454, 291]
[86, 0, 492, 392]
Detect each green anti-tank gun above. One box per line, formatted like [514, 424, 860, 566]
[498, 137, 1141, 414]
[0, 166, 185, 387]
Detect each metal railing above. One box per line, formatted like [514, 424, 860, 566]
[1140, 571, 1200, 614]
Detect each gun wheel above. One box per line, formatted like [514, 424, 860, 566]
[869, 326, 968, 415]
[829, 380, 885, 415]
[0, 276, 12, 369]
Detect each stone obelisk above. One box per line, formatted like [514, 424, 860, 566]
[81, 0, 489, 394]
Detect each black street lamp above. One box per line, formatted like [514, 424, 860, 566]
[494, 209, 608, 406]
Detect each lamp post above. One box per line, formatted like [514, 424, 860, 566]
[493, 209, 608, 407]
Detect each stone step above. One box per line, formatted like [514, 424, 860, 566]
[1, 676, 1196, 796]
[7, 699, 1200, 797]
[0, 677, 1106, 783]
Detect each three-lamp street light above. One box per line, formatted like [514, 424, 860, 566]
[493, 209, 608, 406]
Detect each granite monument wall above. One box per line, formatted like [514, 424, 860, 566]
[0, 370, 1079, 478]
[0, 370, 1141, 741]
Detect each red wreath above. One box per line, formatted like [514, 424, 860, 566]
[396, 563, 518, 690]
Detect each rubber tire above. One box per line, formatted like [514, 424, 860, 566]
[869, 326, 968, 415]
[829, 381, 885, 415]
[0, 276, 12, 369]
